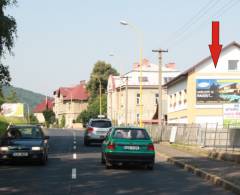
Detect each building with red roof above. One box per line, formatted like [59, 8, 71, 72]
[53, 81, 89, 127]
[33, 98, 54, 123]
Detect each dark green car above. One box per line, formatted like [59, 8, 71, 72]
[101, 127, 155, 170]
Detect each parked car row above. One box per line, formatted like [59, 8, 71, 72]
[84, 118, 155, 170]
[0, 124, 49, 165]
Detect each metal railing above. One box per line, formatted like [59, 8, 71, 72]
[145, 123, 240, 152]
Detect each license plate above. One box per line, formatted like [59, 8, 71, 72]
[13, 152, 28, 157]
[124, 146, 140, 150]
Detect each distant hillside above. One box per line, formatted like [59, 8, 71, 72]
[2, 86, 46, 112]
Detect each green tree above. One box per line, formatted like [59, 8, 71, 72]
[43, 109, 55, 128]
[87, 61, 118, 98]
[5, 89, 18, 102]
[29, 113, 38, 124]
[76, 95, 107, 126]
[60, 115, 65, 128]
[0, 0, 17, 104]
[0, 0, 17, 57]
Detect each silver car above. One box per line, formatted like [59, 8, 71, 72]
[84, 119, 112, 146]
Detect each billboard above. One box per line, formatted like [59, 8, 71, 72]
[223, 104, 240, 125]
[196, 79, 240, 103]
[1, 103, 24, 117]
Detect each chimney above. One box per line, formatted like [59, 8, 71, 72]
[80, 80, 86, 85]
[165, 63, 176, 69]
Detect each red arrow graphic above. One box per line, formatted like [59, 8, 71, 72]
[209, 21, 222, 68]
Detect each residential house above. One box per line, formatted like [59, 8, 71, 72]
[53, 81, 89, 127]
[107, 59, 180, 125]
[33, 98, 54, 123]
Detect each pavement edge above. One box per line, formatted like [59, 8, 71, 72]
[156, 151, 240, 194]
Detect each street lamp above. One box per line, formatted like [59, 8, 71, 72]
[120, 20, 143, 127]
[92, 75, 102, 116]
[23, 103, 30, 124]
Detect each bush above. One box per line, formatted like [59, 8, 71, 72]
[0, 116, 27, 136]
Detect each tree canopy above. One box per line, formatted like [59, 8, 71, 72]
[0, 0, 17, 57]
[87, 61, 118, 98]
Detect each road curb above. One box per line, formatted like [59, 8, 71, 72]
[156, 151, 240, 194]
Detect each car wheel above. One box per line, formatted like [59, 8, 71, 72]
[101, 153, 106, 164]
[146, 164, 154, 170]
[40, 154, 48, 165]
[105, 160, 112, 169]
[84, 138, 90, 146]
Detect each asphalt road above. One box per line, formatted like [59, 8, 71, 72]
[0, 129, 234, 195]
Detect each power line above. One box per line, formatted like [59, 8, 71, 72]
[161, 0, 219, 47]
[167, 0, 239, 50]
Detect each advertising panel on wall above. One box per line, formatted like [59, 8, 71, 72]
[196, 79, 240, 103]
[1, 103, 24, 117]
[223, 104, 240, 125]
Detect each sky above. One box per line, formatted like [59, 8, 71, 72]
[3, 0, 240, 96]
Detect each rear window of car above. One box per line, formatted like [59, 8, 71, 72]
[6, 127, 43, 139]
[112, 129, 150, 140]
[90, 120, 112, 128]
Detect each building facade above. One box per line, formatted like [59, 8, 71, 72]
[107, 59, 180, 125]
[33, 98, 54, 123]
[165, 42, 240, 125]
[53, 81, 89, 127]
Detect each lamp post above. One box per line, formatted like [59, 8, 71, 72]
[23, 103, 30, 124]
[92, 75, 102, 116]
[120, 20, 143, 127]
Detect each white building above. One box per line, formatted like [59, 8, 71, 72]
[165, 41, 240, 125]
[107, 59, 180, 125]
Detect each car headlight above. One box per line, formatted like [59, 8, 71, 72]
[0, 146, 9, 151]
[32, 146, 42, 151]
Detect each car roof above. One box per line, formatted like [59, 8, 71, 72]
[90, 118, 111, 121]
[8, 124, 42, 129]
[113, 126, 146, 130]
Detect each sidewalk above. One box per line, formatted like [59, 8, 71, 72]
[155, 143, 240, 194]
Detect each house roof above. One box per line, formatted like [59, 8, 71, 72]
[54, 83, 89, 101]
[33, 98, 54, 113]
[164, 41, 240, 87]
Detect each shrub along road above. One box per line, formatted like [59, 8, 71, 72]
[0, 129, 233, 195]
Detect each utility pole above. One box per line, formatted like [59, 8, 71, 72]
[152, 49, 168, 125]
[121, 76, 130, 126]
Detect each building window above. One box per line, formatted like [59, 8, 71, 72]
[136, 93, 140, 105]
[228, 60, 238, 71]
[138, 76, 148, 82]
[164, 77, 172, 84]
[155, 94, 159, 105]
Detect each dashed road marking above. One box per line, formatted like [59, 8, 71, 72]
[73, 153, 77, 159]
[73, 145, 77, 150]
[73, 140, 77, 144]
[72, 168, 76, 179]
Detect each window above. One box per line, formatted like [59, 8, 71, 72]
[138, 76, 148, 82]
[155, 94, 159, 104]
[90, 120, 112, 128]
[136, 93, 140, 105]
[164, 77, 172, 84]
[228, 60, 238, 71]
[112, 128, 150, 140]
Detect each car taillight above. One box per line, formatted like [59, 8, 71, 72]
[147, 144, 155, 151]
[87, 127, 93, 133]
[107, 143, 115, 150]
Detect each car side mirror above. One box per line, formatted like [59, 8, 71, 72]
[44, 135, 50, 140]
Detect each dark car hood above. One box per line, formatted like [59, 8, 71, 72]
[2, 139, 43, 147]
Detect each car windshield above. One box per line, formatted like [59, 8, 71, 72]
[6, 127, 43, 139]
[91, 120, 112, 128]
[112, 129, 150, 140]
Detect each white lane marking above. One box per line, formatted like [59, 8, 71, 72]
[72, 168, 76, 179]
[73, 145, 77, 150]
[73, 140, 77, 144]
[73, 153, 77, 159]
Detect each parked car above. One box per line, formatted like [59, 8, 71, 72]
[84, 118, 112, 146]
[0, 124, 49, 165]
[101, 127, 155, 170]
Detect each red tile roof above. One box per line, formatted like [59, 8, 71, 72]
[54, 83, 89, 101]
[33, 98, 54, 113]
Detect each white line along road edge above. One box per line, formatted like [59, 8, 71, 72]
[72, 168, 77, 179]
